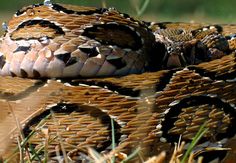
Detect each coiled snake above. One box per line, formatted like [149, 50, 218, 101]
[0, 1, 236, 162]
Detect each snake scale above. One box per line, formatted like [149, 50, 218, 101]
[0, 1, 236, 162]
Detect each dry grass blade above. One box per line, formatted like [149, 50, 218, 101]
[50, 109, 69, 163]
[101, 0, 107, 8]
[88, 148, 105, 163]
[4, 112, 52, 162]
[130, 0, 150, 17]
[16, 136, 23, 163]
[144, 151, 166, 163]
[121, 147, 140, 163]
[170, 141, 185, 162]
[7, 102, 31, 162]
[111, 118, 116, 163]
[41, 127, 49, 163]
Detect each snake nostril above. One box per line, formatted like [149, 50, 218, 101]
[20, 69, 28, 78]
[33, 70, 41, 78]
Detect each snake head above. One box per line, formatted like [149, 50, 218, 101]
[164, 43, 186, 68]
[162, 39, 209, 69]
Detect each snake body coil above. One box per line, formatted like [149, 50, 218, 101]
[1, 3, 236, 79]
[0, 2, 236, 162]
[0, 3, 155, 78]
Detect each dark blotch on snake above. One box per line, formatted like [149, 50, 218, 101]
[51, 3, 108, 15]
[82, 23, 143, 50]
[78, 46, 99, 58]
[33, 70, 41, 78]
[14, 46, 31, 53]
[15, 20, 65, 36]
[106, 57, 126, 69]
[20, 69, 28, 78]
[10, 72, 17, 77]
[0, 55, 6, 69]
[65, 57, 77, 67]
[55, 53, 71, 64]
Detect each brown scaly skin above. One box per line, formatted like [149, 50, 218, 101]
[0, 2, 236, 162]
[148, 23, 236, 69]
[0, 3, 156, 78]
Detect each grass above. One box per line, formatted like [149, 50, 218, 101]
[111, 118, 116, 163]
[4, 112, 212, 163]
[130, 0, 151, 17]
[2, 99, 213, 162]
[3, 113, 52, 163]
[180, 123, 208, 163]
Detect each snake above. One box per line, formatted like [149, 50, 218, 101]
[0, 1, 236, 162]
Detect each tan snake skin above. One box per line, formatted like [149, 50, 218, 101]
[0, 2, 236, 162]
[0, 3, 155, 78]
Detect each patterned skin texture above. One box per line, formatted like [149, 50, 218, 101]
[0, 2, 236, 162]
[0, 3, 155, 78]
[1, 3, 236, 78]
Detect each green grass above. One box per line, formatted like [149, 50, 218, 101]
[4, 114, 211, 162]
[180, 123, 208, 163]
